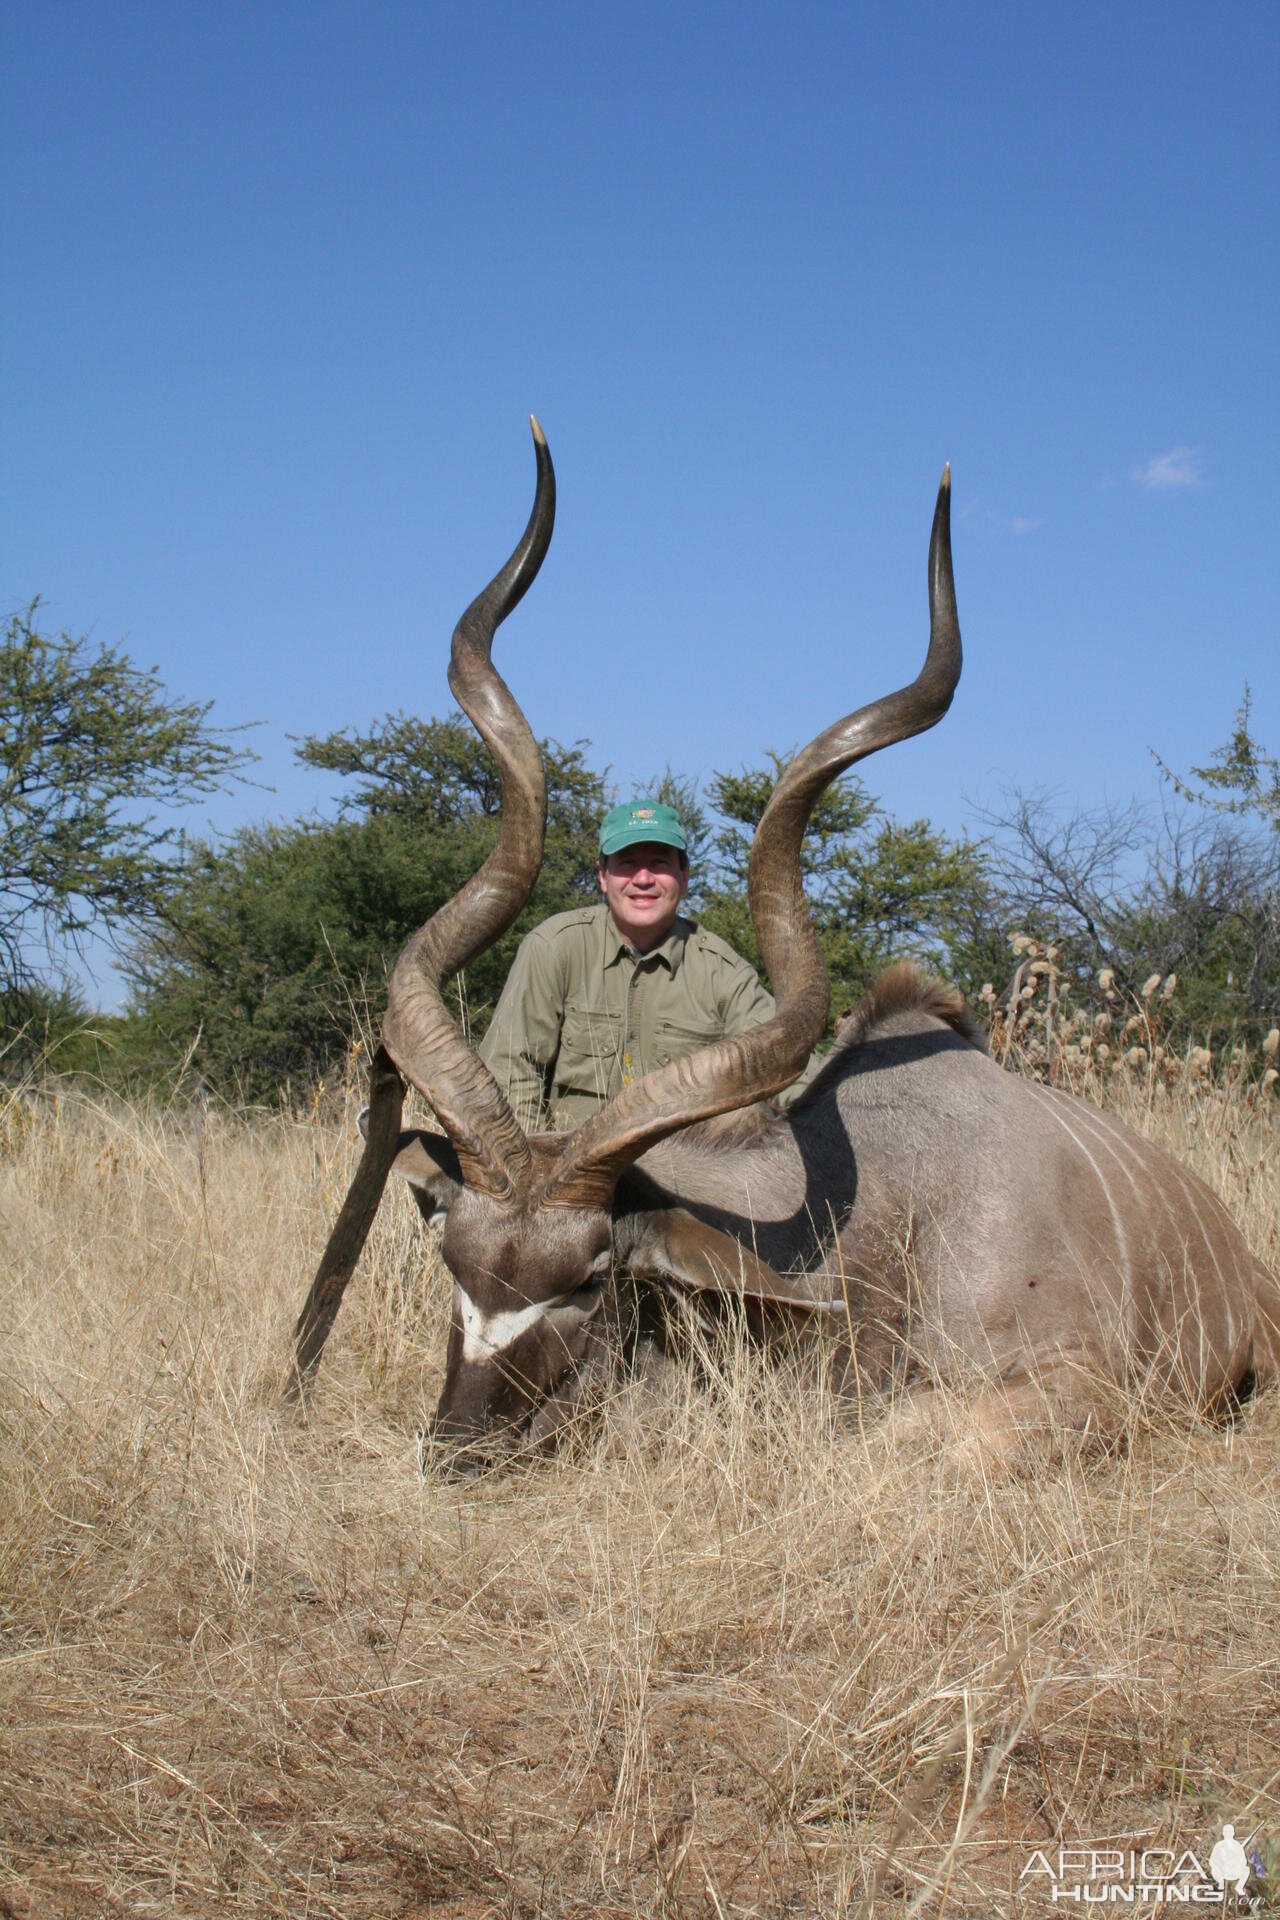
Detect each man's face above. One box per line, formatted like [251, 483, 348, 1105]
[598, 842, 689, 951]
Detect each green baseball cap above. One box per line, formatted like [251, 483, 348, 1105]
[598, 799, 688, 858]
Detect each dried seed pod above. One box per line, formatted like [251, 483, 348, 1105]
[1141, 973, 1162, 999]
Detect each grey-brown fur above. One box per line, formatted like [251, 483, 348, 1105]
[293, 439, 1278, 1462]
[619, 966, 1279, 1422]
[379, 961, 1278, 1462]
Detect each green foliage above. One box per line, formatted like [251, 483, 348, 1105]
[0, 602, 252, 993]
[1156, 685, 1280, 832]
[706, 758, 878, 895]
[125, 713, 989, 1090]
[66, 660, 1279, 1099]
[298, 713, 514, 823]
[128, 719, 606, 1097]
[0, 979, 114, 1080]
[1106, 842, 1279, 1052]
[296, 712, 607, 925]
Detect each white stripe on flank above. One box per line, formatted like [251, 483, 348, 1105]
[1042, 1088, 1242, 1369]
[1165, 1162, 1227, 1291]
[1032, 1088, 1132, 1286]
[455, 1286, 548, 1363]
[1067, 1094, 1230, 1300]
[1055, 1094, 1178, 1265]
[1085, 1102, 1182, 1243]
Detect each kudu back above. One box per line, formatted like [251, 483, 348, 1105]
[290, 421, 1279, 1462]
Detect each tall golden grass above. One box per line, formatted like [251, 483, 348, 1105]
[2, 1047, 1278, 1918]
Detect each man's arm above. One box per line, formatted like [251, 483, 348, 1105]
[477, 929, 566, 1132]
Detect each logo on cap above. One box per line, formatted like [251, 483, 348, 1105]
[598, 798, 688, 857]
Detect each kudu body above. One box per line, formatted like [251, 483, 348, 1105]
[292, 422, 1279, 1460]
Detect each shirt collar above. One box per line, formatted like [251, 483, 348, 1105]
[602, 909, 692, 975]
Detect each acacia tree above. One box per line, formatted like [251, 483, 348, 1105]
[0, 603, 251, 999]
[128, 715, 607, 1097]
[1156, 684, 1280, 833]
[697, 756, 991, 1027]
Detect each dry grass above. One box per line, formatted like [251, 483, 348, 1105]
[2, 1060, 1279, 1919]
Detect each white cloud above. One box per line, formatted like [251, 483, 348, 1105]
[958, 501, 1045, 536]
[983, 506, 1044, 536]
[1133, 446, 1203, 490]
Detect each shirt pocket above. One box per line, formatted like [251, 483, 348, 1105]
[652, 1017, 723, 1070]
[557, 1004, 624, 1099]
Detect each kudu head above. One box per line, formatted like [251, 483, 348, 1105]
[292, 420, 962, 1466]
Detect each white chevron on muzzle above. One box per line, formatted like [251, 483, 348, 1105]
[455, 1286, 548, 1362]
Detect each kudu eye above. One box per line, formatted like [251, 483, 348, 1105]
[557, 1251, 612, 1315]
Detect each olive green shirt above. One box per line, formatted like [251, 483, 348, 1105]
[478, 904, 814, 1130]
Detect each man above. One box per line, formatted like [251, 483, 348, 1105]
[478, 798, 815, 1130]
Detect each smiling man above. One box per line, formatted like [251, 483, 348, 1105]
[478, 798, 812, 1130]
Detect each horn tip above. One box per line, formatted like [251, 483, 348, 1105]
[529, 413, 547, 446]
[940, 461, 951, 490]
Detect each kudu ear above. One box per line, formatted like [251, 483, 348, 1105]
[357, 1109, 462, 1216]
[628, 1208, 846, 1317]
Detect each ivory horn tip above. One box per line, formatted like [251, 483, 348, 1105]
[529, 413, 547, 446]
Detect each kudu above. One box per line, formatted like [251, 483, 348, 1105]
[291, 419, 1279, 1462]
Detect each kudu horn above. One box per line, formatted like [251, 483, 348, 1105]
[288, 418, 555, 1398]
[538, 467, 959, 1209]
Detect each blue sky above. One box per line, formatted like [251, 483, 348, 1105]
[4, 4, 1278, 998]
